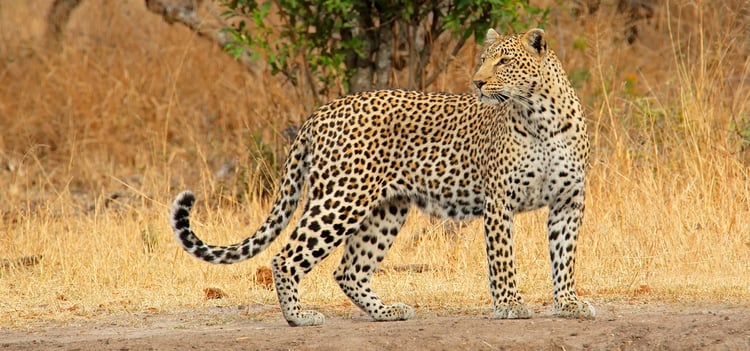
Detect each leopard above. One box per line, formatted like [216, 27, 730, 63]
[171, 28, 596, 327]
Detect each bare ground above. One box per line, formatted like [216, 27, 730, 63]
[3, 303, 749, 350]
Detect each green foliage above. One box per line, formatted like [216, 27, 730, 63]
[443, 0, 549, 42]
[730, 117, 750, 151]
[572, 36, 588, 51]
[222, 0, 364, 91]
[568, 67, 590, 90]
[568, 36, 590, 90]
[220, 0, 547, 95]
[140, 226, 158, 254]
[630, 96, 668, 129]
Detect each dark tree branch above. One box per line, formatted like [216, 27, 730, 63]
[144, 0, 260, 75]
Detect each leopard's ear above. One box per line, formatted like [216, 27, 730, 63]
[522, 28, 547, 56]
[484, 28, 500, 46]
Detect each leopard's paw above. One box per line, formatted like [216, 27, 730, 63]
[372, 303, 415, 321]
[492, 301, 533, 319]
[285, 310, 326, 327]
[555, 298, 595, 319]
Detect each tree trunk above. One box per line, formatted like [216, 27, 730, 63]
[406, 22, 420, 89]
[347, 12, 376, 93]
[348, 40, 373, 93]
[374, 22, 394, 89]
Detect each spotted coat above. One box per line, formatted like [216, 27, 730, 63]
[171, 28, 595, 326]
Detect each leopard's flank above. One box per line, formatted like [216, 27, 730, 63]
[171, 28, 595, 326]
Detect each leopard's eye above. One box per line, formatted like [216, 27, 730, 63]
[498, 57, 512, 65]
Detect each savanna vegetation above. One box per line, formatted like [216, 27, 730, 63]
[1, 0, 748, 329]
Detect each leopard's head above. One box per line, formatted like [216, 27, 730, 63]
[472, 28, 548, 106]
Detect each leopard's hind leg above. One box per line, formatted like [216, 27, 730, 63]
[334, 196, 414, 321]
[271, 196, 369, 326]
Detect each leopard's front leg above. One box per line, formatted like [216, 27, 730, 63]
[483, 197, 532, 319]
[547, 188, 595, 319]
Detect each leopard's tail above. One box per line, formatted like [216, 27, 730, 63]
[170, 133, 309, 264]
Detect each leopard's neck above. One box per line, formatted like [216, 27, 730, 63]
[505, 52, 585, 141]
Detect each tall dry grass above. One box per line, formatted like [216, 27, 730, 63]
[1, 0, 748, 328]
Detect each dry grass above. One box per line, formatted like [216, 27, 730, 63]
[1, 0, 749, 329]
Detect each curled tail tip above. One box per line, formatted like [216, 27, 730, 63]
[171, 190, 204, 253]
[171, 190, 195, 232]
[174, 190, 196, 208]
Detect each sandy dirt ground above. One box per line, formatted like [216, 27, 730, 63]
[3, 303, 749, 350]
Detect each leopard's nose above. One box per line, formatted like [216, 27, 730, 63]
[473, 80, 486, 89]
